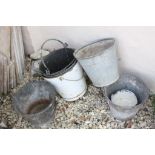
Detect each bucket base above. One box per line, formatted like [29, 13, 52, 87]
[92, 75, 119, 87]
[110, 110, 138, 121]
[63, 87, 87, 102]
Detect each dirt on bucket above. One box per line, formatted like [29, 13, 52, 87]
[26, 99, 51, 114]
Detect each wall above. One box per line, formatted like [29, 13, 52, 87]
[23, 26, 155, 93]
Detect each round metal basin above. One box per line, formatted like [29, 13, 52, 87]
[12, 80, 57, 127]
[104, 73, 150, 121]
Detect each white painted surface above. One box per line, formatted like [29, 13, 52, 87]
[24, 26, 155, 92]
[44, 62, 87, 101]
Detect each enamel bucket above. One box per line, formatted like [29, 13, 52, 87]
[38, 39, 87, 101]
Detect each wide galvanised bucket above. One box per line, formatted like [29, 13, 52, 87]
[39, 39, 87, 101]
[74, 38, 119, 87]
[12, 80, 57, 127]
[104, 73, 150, 121]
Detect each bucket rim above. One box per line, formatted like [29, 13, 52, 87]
[74, 38, 115, 60]
[39, 47, 77, 78]
[40, 57, 77, 78]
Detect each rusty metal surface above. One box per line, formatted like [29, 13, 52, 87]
[12, 80, 57, 126]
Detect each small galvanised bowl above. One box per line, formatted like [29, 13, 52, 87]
[104, 73, 150, 121]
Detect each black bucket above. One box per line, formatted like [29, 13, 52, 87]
[39, 39, 77, 78]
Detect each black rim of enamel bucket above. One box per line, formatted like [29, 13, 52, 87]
[39, 48, 77, 78]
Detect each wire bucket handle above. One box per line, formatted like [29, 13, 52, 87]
[40, 39, 68, 76]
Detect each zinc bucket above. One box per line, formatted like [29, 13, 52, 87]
[104, 73, 149, 121]
[12, 80, 57, 127]
[74, 38, 119, 87]
[39, 39, 87, 101]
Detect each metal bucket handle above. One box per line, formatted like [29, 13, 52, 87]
[59, 75, 84, 81]
[40, 39, 68, 75]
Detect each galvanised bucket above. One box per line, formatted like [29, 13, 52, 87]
[74, 38, 119, 87]
[12, 80, 57, 127]
[104, 73, 150, 121]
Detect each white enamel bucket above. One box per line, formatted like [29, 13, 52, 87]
[38, 39, 87, 101]
[45, 62, 87, 101]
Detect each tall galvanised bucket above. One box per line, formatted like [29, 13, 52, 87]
[74, 38, 119, 87]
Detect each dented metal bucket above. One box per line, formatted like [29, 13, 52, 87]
[12, 80, 57, 126]
[104, 73, 150, 121]
[74, 38, 119, 87]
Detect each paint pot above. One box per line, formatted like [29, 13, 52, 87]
[38, 39, 87, 101]
[12, 80, 56, 127]
[74, 38, 119, 87]
[104, 73, 149, 121]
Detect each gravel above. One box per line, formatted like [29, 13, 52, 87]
[0, 58, 154, 129]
